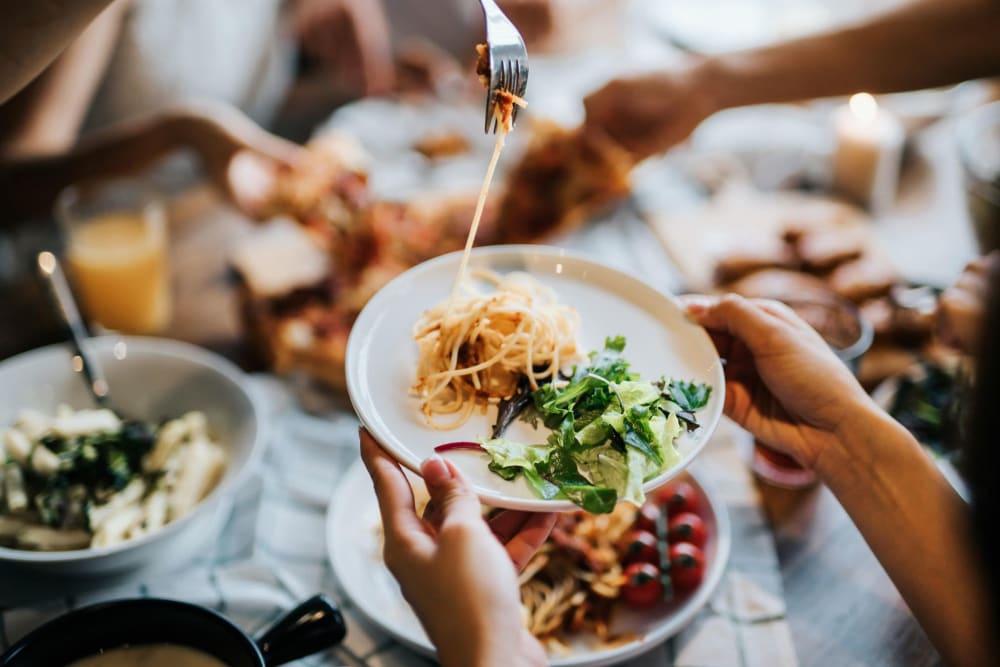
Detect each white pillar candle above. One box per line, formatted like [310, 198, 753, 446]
[831, 93, 905, 214]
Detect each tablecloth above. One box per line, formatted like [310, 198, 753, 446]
[0, 374, 797, 667]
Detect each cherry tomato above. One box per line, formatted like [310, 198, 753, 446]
[635, 501, 661, 533]
[668, 542, 706, 594]
[619, 529, 659, 566]
[667, 512, 707, 548]
[621, 562, 664, 609]
[655, 480, 700, 515]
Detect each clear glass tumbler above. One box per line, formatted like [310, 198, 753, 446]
[56, 179, 171, 335]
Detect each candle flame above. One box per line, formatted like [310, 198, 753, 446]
[849, 93, 878, 123]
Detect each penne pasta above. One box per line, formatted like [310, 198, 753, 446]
[0, 407, 226, 551]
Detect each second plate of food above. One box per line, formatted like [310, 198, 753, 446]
[326, 460, 731, 667]
[345, 245, 725, 512]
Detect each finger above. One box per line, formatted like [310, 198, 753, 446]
[420, 455, 483, 527]
[503, 513, 557, 572]
[421, 498, 442, 533]
[686, 294, 788, 351]
[488, 509, 531, 542]
[182, 100, 306, 166]
[360, 428, 432, 553]
[227, 150, 280, 219]
[751, 298, 813, 331]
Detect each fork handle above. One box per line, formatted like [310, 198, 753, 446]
[478, 0, 505, 21]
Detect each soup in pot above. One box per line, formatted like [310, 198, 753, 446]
[68, 644, 229, 667]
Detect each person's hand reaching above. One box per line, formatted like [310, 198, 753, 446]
[583, 61, 717, 162]
[360, 428, 552, 667]
[683, 294, 876, 473]
[936, 250, 1000, 354]
[172, 102, 307, 218]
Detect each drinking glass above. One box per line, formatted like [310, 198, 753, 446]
[56, 179, 171, 334]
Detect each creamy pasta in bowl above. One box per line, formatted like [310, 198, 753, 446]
[0, 337, 263, 575]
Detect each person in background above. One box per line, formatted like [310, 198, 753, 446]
[0, 0, 393, 224]
[937, 251, 1000, 353]
[583, 0, 1000, 162]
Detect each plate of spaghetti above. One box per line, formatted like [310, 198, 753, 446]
[326, 458, 731, 666]
[345, 244, 725, 512]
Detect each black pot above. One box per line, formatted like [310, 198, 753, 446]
[0, 595, 346, 666]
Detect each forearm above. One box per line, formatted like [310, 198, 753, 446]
[0, 0, 116, 103]
[697, 0, 1000, 112]
[818, 403, 994, 667]
[1, 0, 126, 157]
[0, 111, 185, 225]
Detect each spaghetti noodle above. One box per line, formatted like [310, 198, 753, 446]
[412, 270, 580, 430]
[411, 45, 551, 429]
[519, 503, 639, 652]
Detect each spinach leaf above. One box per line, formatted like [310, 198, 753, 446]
[559, 485, 617, 514]
[524, 468, 561, 500]
[538, 449, 590, 487]
[488, 461, 522, 481]
[665, 380, 712, 411]
[604, 335, 626, 353]
[622, 422, 662, 466]
[492, 378, 535, 438]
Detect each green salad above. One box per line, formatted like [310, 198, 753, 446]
[440, 337, 711, 514]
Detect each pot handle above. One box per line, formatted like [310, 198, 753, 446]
[256, 595, 347, 666]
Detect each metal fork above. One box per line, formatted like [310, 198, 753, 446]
[479, 0, 529, 133]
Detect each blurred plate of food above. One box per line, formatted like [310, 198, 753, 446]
[326, 459, 730, 666]
[871, 357, 970, 499]
[231, 111, 634, 394]
[648, 185, 957, 390]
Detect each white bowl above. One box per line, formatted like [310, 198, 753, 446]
[0, 337, 264, 576]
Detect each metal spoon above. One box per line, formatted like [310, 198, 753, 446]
[36, 251, 113, 409]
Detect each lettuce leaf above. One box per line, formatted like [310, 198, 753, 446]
[477, 336, 710, 514]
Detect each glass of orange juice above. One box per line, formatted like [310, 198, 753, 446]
[56, 180, 171, 334]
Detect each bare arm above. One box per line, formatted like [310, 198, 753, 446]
[586, 0, 1000, 160]
[0, 110, 184, 224]
[818, 406, 994, 667]
[685, 295, 995, 667]
[0, 0, 117, 103]
[701, 0, 1000, 109]
[0, 0, 126, 157]
[0, 103, 306, 226]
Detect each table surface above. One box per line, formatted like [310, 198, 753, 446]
[141, 103, 971, 667]
[0, 3, 981, 663]
[0, 101, 970, 667]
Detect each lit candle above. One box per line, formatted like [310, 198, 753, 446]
[831, 93, 905, 214]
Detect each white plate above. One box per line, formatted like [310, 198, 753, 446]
[345, 245, 725, 511]
[326, 460, 731, 667]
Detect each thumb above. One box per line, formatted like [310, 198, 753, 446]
[420, 455, 482, 528]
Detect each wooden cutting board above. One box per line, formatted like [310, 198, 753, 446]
[647, 184, 890, 292]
